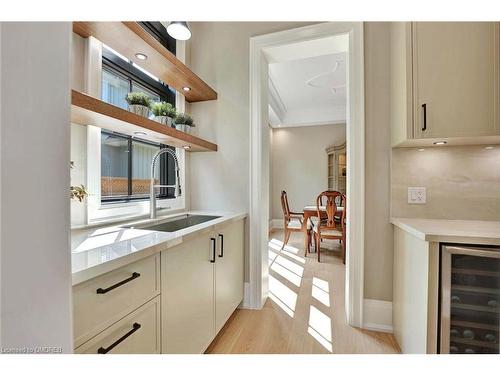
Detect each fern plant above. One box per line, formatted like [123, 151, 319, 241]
[125, 92, 152, 107]
[151, 102, 177, 117]
[174, 112, 195, 127]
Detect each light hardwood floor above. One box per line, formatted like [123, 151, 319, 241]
[206, 230, 400, 354]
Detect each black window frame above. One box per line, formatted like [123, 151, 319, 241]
[100, 33, 177, 205]
[101, 130, 176, 204]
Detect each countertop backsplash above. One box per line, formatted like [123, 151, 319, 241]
[391, 145, 500, 221]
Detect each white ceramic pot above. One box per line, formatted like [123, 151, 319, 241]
[154, 116, 173, 126]
[128, 104, 150, 118]
[175, 124, 192, 134]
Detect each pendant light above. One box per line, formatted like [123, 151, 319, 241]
[167, 22, 192, 41]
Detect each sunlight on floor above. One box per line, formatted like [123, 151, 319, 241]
[312, 277, 330, 307]
[308, 305, 333, 352]
[269, 238, 300, 254]
[271, 261, 302, 287]
[268, 275, 297, 317]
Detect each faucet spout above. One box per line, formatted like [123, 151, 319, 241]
[150, 148, 182, 219]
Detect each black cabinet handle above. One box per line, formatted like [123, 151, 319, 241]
[422, 103, 427, 131]
[210, 238, 216, 263]
[218, 234, 224, 258]
[97, 322, 141, 354]
[96, 272, 140, 294]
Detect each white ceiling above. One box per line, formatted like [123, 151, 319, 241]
[266, 34, 348, 128]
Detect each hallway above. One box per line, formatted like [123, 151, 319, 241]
[206, 230, 400, 354]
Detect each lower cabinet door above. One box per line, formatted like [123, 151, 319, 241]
[215, 219, 244, 333]
[162, 232, 215, 353]
[75, 296, 161, 354]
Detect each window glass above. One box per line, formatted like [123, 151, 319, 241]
[101, 69, 129, 110]
[101, 133, 129, 198]
[131, 83, 161, 104]
[131, 141, 160, 196]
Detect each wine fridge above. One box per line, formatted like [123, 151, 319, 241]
[440, 245, 500, 354]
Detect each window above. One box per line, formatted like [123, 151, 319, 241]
[101, 131, 175, 203]
[100, 40, 177, 204]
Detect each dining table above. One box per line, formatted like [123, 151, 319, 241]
[302, 205, 344, 252]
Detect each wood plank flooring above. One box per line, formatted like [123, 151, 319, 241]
[206, 230, 400, 354]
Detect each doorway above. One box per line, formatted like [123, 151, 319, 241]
[248, 22, 365, 328]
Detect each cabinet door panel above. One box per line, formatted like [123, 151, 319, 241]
[413, 22, 499, 138]
[215, 220, 244, 333]
[162, 232, 215, 353]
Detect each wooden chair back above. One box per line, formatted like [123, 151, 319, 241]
[316, 191, 345, 230]
[280, 190, 291, 221]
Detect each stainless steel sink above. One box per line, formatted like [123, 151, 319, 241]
[123, 214, 221, 232]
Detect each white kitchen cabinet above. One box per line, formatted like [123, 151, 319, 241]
[75, 296, 161, 354]
[215, 220, 244, 333]
[391, 22, 500, 147]
[161, 218, 245, 354]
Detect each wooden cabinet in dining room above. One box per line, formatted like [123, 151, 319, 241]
[390, 22, 500, 147]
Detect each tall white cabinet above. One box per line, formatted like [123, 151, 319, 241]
[391, 22, 500, 147]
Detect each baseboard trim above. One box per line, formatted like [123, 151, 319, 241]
[363, 298, 393, 333]
[241, 282, 252, 309]
[269, 219, 283, 231]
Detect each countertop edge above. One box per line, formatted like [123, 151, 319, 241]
[72, 212, 247, 286]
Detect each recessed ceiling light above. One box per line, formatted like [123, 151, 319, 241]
[167, 22, 192, 41]
[135, 53, 148, 61]
[433, 141, 447, 145]
[133, 131, 147, 136]
[485, 146, 494, 150]
[183, 145, 191, 150]
[418, 148, 425, 152]
[182, 86, 191, 92]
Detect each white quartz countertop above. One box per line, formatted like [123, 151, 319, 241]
[71, 211, 246, 285]
[391, 217, 500, 245]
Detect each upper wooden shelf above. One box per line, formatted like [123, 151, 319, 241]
[73, 22, 217, 103]
[71, 90, 217, 152]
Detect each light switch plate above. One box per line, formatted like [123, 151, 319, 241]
[408, 187, 426, 204]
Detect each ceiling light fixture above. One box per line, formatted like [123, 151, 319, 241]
[167, 22, 192, 41]
[485, 146, 494, 150]
[183, 145, 191, 150]
[133, 131, 147, 136]
[418, 148, 425, 152]
[135, 53, 148, 60]
[433, 141, 447, 145]
[182, 86, 191, 92]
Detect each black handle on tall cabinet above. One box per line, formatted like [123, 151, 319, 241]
[210, 238, 216, 263]
[218, 234, 224, 258]
[422, 103, 427, 131]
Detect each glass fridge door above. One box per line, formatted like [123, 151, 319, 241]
[441, 245, 500, 354]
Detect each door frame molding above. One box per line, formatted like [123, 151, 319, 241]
[248, 22, 365, 328]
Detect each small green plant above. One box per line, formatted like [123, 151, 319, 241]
[151, 102, 177, 117]
[125, 92, 152, 107]
[174, 112, 195, 127]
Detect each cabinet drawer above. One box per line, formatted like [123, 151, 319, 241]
[75, 296, 161, 354]
[73, 254, 160, 347]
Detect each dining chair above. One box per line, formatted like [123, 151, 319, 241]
[312, 191, 346, 263]
[280, 191, 312, 251]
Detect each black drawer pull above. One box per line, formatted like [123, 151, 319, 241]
[97, 322, 141, 354]
[218, 234, 224, 257]
[210, 238, 216, 263]
[96, 272, 140, 294]
[422, 103, 427, 131]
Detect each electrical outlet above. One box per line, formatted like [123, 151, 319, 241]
[408, 187, 426, 204]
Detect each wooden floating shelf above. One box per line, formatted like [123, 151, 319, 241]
[73, 22, 217, 103]
[71, 90, 217, 152]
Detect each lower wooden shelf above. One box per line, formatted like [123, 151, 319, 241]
[71, 90, 217, 152]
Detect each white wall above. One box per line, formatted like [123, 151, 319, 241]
[0, 23, 73, 352]
[270, 124, 346, 220]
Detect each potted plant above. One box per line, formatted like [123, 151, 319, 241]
[125, 92, 151, 118]
[151, 102, 177, 126]
[70, 161, 89, 202]
[173, 113, 195, 134]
